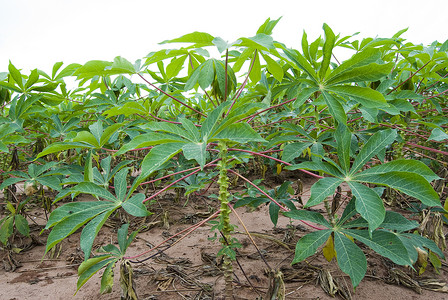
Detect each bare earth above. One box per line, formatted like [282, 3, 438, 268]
[1, 173, 447, 300]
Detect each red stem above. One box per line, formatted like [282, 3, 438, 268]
[208, 143, 323, 179]
[142, 158, 220, 203]
[424, 88, 448, 100]
[138, 73, 206, 117]
[239, 97, 297, 123]
[405, 142, 448, 156]
[387, 61, 430, 95]
[402, 147, 448, 165]
[124, 209, 220, 260]
[225, 50, 258, 118]
[225, 168, 324, 230]
[224, 49, 229, 103]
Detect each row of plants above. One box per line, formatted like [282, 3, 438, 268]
[1, 18, 447, 298]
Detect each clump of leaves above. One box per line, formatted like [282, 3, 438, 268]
[76, 223, 138, 298]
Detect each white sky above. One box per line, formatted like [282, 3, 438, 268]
[1, 0, 447, 73]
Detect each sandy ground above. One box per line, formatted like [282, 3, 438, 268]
[1, 173, 447, 300]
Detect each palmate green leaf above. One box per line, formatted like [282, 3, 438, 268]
[166, 55, 187, 79]
[301, 30, 310, 61]
[149, 121, 190, 139]
[269, 202, 280, 226]
[219, 102, 266, 129]
[283, 209, 331, 228]
[72, 131, 99, 148]
[114, 168, 129, 201]
[0, 216, 14, 245]
[122, 193, 151, 217]
[344, 229, 412, 266]
[286, 161, 343, 177]
[0, 123, 18, 140]
[325, 62, 393, 86]
[76, 255, 116, 294]
[180, 118, 200, 142]
[338, 197, 357, 225]
[321, 91, 347, 124]
[100, 261, 115, 294]
[100, 122, 125, 147]
[349, 129, 397, 175]
[51, 61, 64, 78]
[201, 102, 228, 139]
[212, 37, 230, 53]
[37, 142, 95, 159]
[132, 143, 184, 192]
[24, 69, 39, 90]
[428, 128, 448, 141]
[2, 134, 30, 145]
[0, 141, 8, 153]
[184, 64, 202, 90]
[282, 47, 319, 84]
[348, 181, 385, 233]
[45, 201, 119, 254]
[291, 229, 332, 264]
[74, 60, 111, 79]
[8, 61, 23, 89]
[117, 223, 130, 253]
[109, 56, 136, 74]
[114, 132, 186, 156]
[212, 123, 265, 143]
[0, 81, 22, 93]
[282, 142, 313, 162]
[198, 60, 215, 90]
[78, 254, 113, 276]
[89, 121, 103, 146]
[325, 85, 388, 108]
[84, 150, 93, 183]
[293, 86, 319, 108]
[354, 159, 439, 182]
[182, 142, 206, 168]
[36, 176, 62, 191]
[401, 233, 445, 259]
[334, 232, 367, 288]
[214, 59, 226, 96]
[305, 177, 344, 207]
[30, 82, 59, 93]
[354, 171, 441, 207]
[257, 17, 282, 35]
[80, 210, 116, 258]
[249, 51, 261, 84]
[261, 53, 283, 82]
[396, 234, 418, 264]
[0, 177, 28, 190]
[319, 23, 335, 79]
[103, 101, 147, 118]
[54, 63, 82, 80]
[160, 31, 215, 46]
[71, 182, 117, 202]
[144, 48, 189, 66]
[237, 34, 275, 51]
[335, 123, 351, 172]
[14, 214, 29, 237]
[75, 57, 135, 79]
[380, 211, 418, 232]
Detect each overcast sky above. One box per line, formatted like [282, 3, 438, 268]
[1, 0, 447, 73]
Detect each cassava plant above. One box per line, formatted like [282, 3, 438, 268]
[0, 17, 447, 298]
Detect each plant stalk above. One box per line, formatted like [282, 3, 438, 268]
[217, 141, 234, 299]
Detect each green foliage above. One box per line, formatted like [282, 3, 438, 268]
[76, 223, 139, 294]
[0, 198, 31, 245]
[0, 18, 446, 296]
[44, 167, 150, 259]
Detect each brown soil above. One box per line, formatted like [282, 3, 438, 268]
[0, 172, 447, 300]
